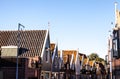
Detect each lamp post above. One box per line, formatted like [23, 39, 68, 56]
[16, 23, 25, 79]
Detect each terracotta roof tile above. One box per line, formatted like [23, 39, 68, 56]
[0, 30, 47, 57]
[50, 43, 55, 52]
[62, 50, 77, 63]
[88, 61, 94, 66]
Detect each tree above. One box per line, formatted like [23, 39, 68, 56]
[88, 53, 99, 61]
[88, 53, 105, 63]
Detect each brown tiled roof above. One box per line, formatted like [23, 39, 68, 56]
[62, 50, 77, 64]
[79, 53, 87, 58]
[88, 60, 95, 66]
[50, 43, 55, 52]
[0, 30, 47, 57]
[79, 53, 87, 61]
[83, 58, 89, 65]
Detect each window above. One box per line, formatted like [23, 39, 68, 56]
[45, 47, 49, 62]
[54, 57, 58, 68]
[113, 39, 118, 57]
[114, 32, 117, 38]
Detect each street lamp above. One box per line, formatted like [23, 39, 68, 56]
[16, 23, 25, 79]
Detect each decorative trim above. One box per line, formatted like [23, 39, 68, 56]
[41, 29, 49, 58]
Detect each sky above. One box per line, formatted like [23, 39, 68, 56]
[0, 0, 120, 58]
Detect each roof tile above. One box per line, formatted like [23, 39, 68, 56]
[0, 30, 47, 57]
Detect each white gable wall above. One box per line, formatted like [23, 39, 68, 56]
[41, 30, 51, 71]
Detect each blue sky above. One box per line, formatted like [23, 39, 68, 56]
[0, 0, 119, 58]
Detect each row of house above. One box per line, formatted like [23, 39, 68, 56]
[0, 29, 104, 79]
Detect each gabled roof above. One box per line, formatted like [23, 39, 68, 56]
[88, 60, 95, 67]
[50, 43, 55, 53]
[79, 53, 87, 61]
[83, 57, 89, 65]
[50, 43, 58, 62]
[62, 50, 77, 64]
[0, 30, 47, 57]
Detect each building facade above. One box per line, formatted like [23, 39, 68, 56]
[0, 30, 51, 79]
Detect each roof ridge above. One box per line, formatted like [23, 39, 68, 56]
[0, 30, 47, 32]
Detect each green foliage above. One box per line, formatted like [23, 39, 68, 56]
[88, 53, 105, 63]
[88, 53, 99, 60]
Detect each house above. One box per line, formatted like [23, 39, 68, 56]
[59, 50, 91, 79]
[50, 43, 59, 79]
[58, 50, 65, 79]
[78, 53, 87, 70]
[59, 50, 80, 79]
[108, 3, 120, 79]
[0, 30, 51, 79]
[112, 25, 120, 79]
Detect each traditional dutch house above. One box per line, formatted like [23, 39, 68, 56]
[110, 3, 120, 79]
[58, 50, 65, 79]
[50, 43, 59, 79]
[0, 30, 51, 79]
[59, 50, 82, 79]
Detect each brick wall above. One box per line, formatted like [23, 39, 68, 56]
[1, 67, 24, 79]
[24, 58, 38, 79]
[112, 58, 120, 75]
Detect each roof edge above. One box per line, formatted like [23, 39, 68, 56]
[52, 44, 57, 62]
[41, 29, 49, 58]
